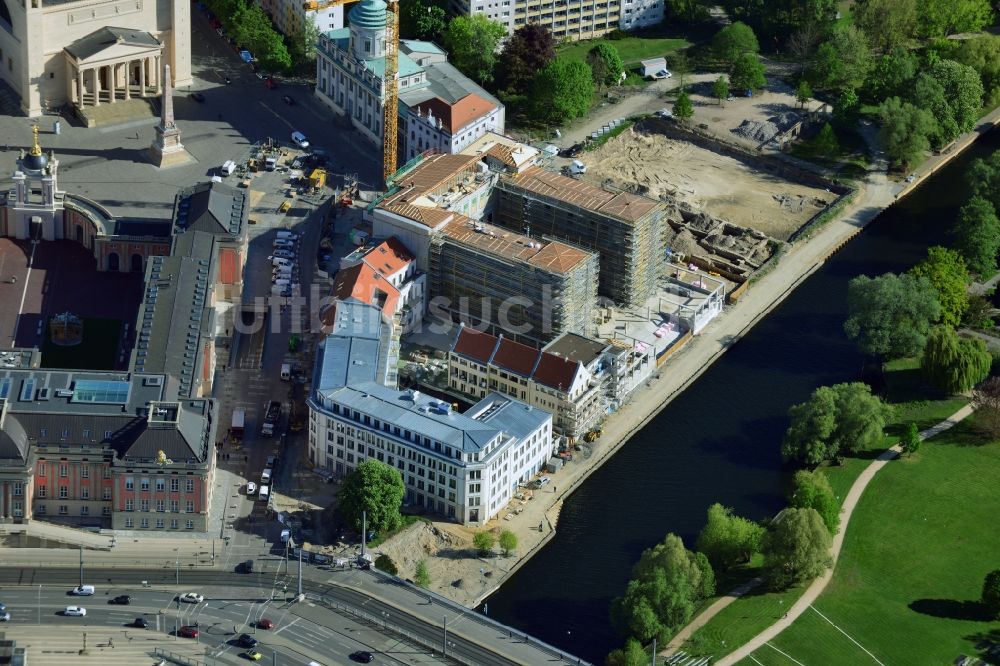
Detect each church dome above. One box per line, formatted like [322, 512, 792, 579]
[22, 151, 48, 172]
[349, 0, 387, 31]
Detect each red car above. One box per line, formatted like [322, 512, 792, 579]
[178, 625, 199, 638]
[256, 618, 274, 630]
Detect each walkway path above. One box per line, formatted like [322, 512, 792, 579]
[716, 403, 975, 665]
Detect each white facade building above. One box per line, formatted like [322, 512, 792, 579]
[619, 0, 664, 30]
[257, 0, 345, 42]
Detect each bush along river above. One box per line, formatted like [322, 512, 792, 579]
[484, 129, 1000, 664]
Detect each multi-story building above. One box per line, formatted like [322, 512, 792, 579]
[307, 298, 552, 524]
[449, 328, 606, 438]
[494, 166, 666, 307]
[428, 217, 598, 345]
[0, 2, 191, 118]
[338, 237, 426, 334]
[0, 369, 217, 530]
[450, 0, 662, 39]
[259, 0, 346, 43]
[314, 0, 504, 170]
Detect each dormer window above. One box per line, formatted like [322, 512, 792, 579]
[364, 38, 372, 53]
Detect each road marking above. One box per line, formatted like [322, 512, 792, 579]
[809, 605, 885, 665]
[764, 642, 806, 666]
[257, 101, 295, 132]
[272, 616, 299, 634]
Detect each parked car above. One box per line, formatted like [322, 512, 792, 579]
[237, 634, 259, 648]
[290, 131, 310, 149]
[178, 625, 199, 638]
[256, 618, 274, 630]
[133, 617, 149, 628]
[350, 651, 375, 663]
[189, 92, 205, 103]
[109, 595, 132, 605]
[179, 592, 204, 604]
[282, 95, 295, 106]
[559, 143, 584, 158]
[273, 249, 295, 259]
[71, 585, 95, 596]
[266, 454, 277, 467]
[280, 528, 291, 543]
[64, 606, 87, 617]
[246, 481, 257, 495]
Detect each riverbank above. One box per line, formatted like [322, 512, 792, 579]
[380, 108, 1000, 612]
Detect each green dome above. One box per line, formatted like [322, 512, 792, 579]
[349, 0, 387, 30]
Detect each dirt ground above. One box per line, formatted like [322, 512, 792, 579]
[582, 129, 837, 241]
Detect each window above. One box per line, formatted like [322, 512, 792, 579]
[82, 429, 90, 439]
[81, 487, 89, 500]
[186, 520, 194, 530]
[170, 519, 179, 529]
[102, 507, 111, 516]
[140, 478, 149, 491]
[58, 505, 68, 515]
[12, 501, 22, 517]
[125, 499, 133, 511]
[170, 478, 179, 492]
[186, 479, 194, 493]
[36, 486, 46, 498]
[59, 464, 67, 478]
[38, 463, 46, 476]
[156, 499, 165, 512]
[186, 500, 194, 513]
[155, 478, 165, 492]
[58, 486, 68, 499]
[12, 482, 21, 497]
[125, 517, 133, 528]
[80, 505, 89, 516]
[169, 499, 178, 512]
[103, 467, 110, 479]
[35, 504, 45, 515]
[155, 518, 164, 529]
[140, 499, 149, 512]
[125, 477, 134, 490]
[140, 518, 149, 528]
[103, 488, 111, 500]
[39, 428, 47, 438]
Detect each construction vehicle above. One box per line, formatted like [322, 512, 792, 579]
[278, 200, 291, 213]
[583, 427, 603, 443]
[308, 168, 326, 191]
[302, 0, 398, 186]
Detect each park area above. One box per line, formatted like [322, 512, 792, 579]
[680, 358, 977, 662]
[556, 31, 689, 68]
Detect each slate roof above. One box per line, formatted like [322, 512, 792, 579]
[65, 27, 161, 61]
[314, 300, 390, 392]
[173, 182, 247, 238]
[0, 412, 28, 462]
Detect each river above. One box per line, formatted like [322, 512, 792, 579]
[484, 130, 1000, 663]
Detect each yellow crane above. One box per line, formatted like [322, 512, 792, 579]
[302, 0, 399, 187]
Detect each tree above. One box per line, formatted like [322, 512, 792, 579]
[900, 422, 921, 456]
[338, 460, 405, 535]
[693, 551, 716, 598]
[967, 152, 1000, 210]
[972, 376, 1000, 437]
[587, 43, 625, 87]
[921, 326, 992, 394]
[610, 533, 709, 642]
[877, 97, 937, 167]
[795, 80, 812, 108]
[712, 21, 759, 67]
[400, 0, 447, 41]
[955, 35, 1000, 106]
[983, 569, 1000, 619]
[763, 507, 832, 590]
[374, 553, 398, 575]
[497, 24, 556, 94]
[606, 637, 649, 666]
[414, 559, 431, 588]
[696, 503, 764, 570]
[289, 19, 320, 69]
[473, 530, 495, 556]
[954, 197, 1000, 277]
[808, 25, 873, 94]
[730, 53, 766, 92]
[833, 88, 860, 127]
[530, 58, 594, 124]
[713, 76, 730, 105]
[917, 0, 994, 38]
[668, 50, 693, 90]
[498, 529, 518, 556]
[720, 0, 837, 47]
[782, 382, 893, 465]
[963, 293, 994, 330]
[787, 23, 822, 73]
[854, 0, 917, 53]
[789, 470, 839, 534]
[809, 123, 840, 157]
[910, 246, 970, 327]
[844, 272, 942, 358]
[443, 15, 507, 85]
[866, 48, 920, 100]
[913, 60, 984, 147]
[672, 90, 694, 122]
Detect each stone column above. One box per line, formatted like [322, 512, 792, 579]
[124, 60, 131, 100]
[77, 67, 84, 106]
[109, 63, 117, 103]
[93, 67, 100, 106]
[139, 58, 147, 97]
[154, 55, 162, 93]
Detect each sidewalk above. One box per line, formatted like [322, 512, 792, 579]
[717, 404, 974, 664]
[0, 626, 206, 666]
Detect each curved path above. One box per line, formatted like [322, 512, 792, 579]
[717, 403, 974, 665]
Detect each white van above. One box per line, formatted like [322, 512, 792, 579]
[221, 160, 236, 176]
[272, 257, 293, 268]
[276, 230, 297, 240]
[258, 485, 270, 502]
[569, 159, 587, 175]
[260, 468, 272, 484]
[272, 278, 291, 288]
[274, 238, 295, 249]
[280, 363, 291, 381]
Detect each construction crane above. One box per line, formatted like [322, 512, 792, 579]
[302, 0, 399, 187]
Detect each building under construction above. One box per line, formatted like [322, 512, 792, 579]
[429, 217, 599, 345]
[494, 166, 666, 307]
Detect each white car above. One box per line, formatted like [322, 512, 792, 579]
[71, 585, 95, 596]
[290, 131, 310, 149]
[246, 482, 257, 496]
[273, 249, 295, 260]
[0, 611, 10, 621]
[179, 592, 204, 604]
[64, 606, 87, 616]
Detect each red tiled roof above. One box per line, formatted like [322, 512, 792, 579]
[415, 94, 496, 134]
[452, 327, 499, 365]
[531, 352, 580, 392]
[362, 237, 413, 277]
[332, 262, 400, 316]
[492, 337, 540, 377]
[218, 248, 239, 285]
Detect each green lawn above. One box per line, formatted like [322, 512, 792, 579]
[40, 317, 121, 371]
[557, 34, 690, 68]
[745, 417, 1000, 665]
[681, 360, 970, 659]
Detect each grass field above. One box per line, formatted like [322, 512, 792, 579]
[557, 33, 690, 68]
[743, 416, 1000, 665]
[40, 317, 121, 370]
[681, 359, 969, 659]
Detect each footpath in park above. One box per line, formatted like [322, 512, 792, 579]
[712, 403, 975, 665]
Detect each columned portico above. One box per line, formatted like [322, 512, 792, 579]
[64, 28, 164, 111]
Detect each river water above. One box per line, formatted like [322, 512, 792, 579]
[485, 131, 1000, 663]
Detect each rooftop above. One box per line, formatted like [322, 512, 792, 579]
[450, 328, 584, 392]
[503, 166, 662, 224]
[173, 181, 248, 238]
[64, 27, 161, 61]
[383, 153, 482, 206]
[542, 332, 610, 367]
[315, 300, 389, 391]
[439, 218, 593, 275]
[361, 237, 414, 276]
[408, 94, 496, 135]
[331, 262, 400, 317]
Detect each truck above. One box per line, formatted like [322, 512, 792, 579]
[265, 156, 277, 171]
[261, 400, 282, 437]
[231, 409, 246, 439]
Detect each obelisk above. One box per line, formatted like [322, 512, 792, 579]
[148, 63, 194, 167]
